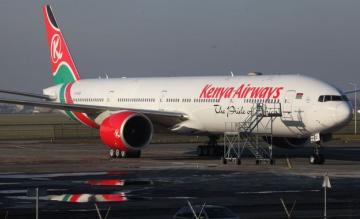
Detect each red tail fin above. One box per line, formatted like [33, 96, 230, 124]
[43, 5, 80, 85]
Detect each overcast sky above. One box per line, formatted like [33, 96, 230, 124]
[0, 0, 359, 93]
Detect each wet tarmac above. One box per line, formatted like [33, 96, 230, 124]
[0, 140, 360, 218]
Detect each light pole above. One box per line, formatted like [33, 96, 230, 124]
[349, 83, 357, 135]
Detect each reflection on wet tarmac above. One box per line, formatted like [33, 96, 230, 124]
[50, 193, 127, 203]
[87, 179, 125, 186]
[1, 169, 360, 218]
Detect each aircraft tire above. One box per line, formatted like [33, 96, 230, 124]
[120, 150, 127, 158]
[109, 149, 115, 158]
[309, 155, 315, 164]
[115, 149, 121, 158]
[221, 156, 227, 165]
[309, 154, 325, 165]
[235, 158, 241, 165]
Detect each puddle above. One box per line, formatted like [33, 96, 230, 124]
[87, 179, 125, 186]
[106, 171, 128, 175]
[164, 196, 196, 200]
[0, 189, 27, 194]
[50, 193, 127, 203]
[86, 179, 153, 186]
[0, 182, 20, 186]
[236, 189, 320, 194]
[0, 172, 109, 179]
[47, 188, 68, 192]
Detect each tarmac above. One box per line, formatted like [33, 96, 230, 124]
[0, 140, 360, 218]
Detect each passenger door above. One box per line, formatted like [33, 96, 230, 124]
[159, 90, 167, 111]
[282, 90, 296, 120]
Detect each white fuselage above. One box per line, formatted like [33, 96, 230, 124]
[44, 74, 352, 138]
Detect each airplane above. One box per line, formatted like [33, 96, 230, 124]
[0, 5, 356, 164]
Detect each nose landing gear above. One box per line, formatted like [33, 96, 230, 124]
[309, 140, 325, 164]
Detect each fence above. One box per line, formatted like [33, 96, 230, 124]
[0, 113, 358, 141]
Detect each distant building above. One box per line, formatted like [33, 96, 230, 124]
[0, 104, 33, 114]
[33, 106, 53, 113]
[0, 104, 22, 113]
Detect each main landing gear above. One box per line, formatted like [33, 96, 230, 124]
[309, 142, 325, 165]
[109, 149, 141, 159]
[197, 135, 222, 157]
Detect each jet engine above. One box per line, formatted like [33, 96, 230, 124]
[263, 137, 309, 148]
[99, 111, 153, 151]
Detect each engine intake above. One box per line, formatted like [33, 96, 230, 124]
[100, 111, 153, 151]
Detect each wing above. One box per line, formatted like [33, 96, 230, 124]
[0, 89, 54, 100]
[0, 98, 188, 127]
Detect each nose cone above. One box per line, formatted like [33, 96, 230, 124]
[334, 102, 353, 126]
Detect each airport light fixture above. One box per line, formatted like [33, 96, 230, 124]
[349, 83, 357, 135]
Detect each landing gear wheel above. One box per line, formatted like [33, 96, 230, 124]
[255, 160, 260, 165]
[115, 149, 121, 158]
[221, 156, 227, 165]
[310, 141, 325, 165]
[235, 158, 241, 165]
[309, 154, 325, 165]
[120, 150, 127, 158]
[109, 149, 115, 158]
[197, 146, 204, 156]
[309, 155, 316, 164]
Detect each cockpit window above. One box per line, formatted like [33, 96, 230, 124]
[342, 95, 349, 101]
[318, 95, 348, 102]
[332, 96, 342, 101]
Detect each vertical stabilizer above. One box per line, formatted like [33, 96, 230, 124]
[43, 5, 81, 85]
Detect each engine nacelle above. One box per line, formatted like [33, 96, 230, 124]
[263, 137, 309, 149]
[100, 111, 153, 151]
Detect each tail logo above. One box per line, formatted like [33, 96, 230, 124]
[50, 34, 63, 64]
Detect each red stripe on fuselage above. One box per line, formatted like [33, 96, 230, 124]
[65, 82, 99, 128]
